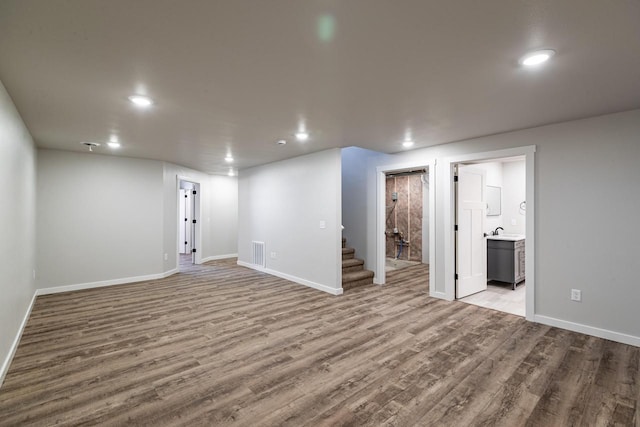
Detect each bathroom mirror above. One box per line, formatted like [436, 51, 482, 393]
[486, 185, 501, 216]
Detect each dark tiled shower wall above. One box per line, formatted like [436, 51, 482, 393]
[385, 175, 423, 261]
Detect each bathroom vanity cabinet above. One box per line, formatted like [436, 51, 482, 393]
[487, 237, 525, 290]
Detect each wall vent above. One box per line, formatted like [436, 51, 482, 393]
[251, 241, 266, 268]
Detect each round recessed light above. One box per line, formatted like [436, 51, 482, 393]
[225, 155, 234, 163]
[107, 142, 121, 149]
[128, 95, 153, 107]
[520, 49, 555, 66]
[402, 140, 415, 148]
[277, 139, 287, 145]
[228, 169, 235, 177]
[295, 132, 309, 141]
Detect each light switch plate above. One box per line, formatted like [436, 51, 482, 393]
[319, 220, 326, 229]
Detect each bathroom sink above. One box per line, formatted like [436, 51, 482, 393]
[486, 233, 525, 241]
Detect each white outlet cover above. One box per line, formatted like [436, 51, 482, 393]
[571, 289, 582, 302]
[319, 220, 326, 229]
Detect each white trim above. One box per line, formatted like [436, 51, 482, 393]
[0, 292, 37, 387]
[36, 269, 178, 296]
[535, 315, 640, 348]
[443, 145, 536, 320]
[375, 160, 436, 296]
[201, 253, 238, 263]
[237, 260, 343, 295]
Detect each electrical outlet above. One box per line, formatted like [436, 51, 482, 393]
[164, 253, 168, 261]
[511, 218, 517, 226]
[571, 289, 582, 302]
[270, 252, 277, 259]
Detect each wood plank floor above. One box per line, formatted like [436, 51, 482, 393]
[0, 258, 638, 426]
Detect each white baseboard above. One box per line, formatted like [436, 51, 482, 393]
[0, 292, 37, 387]
[237, 261, 343, 296]
[429, 290, 450, 301]
[534, 314, 640, 348]
[36, 268, 179, 296]
[201, 253, 238, 263]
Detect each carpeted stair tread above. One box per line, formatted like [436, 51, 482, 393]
[342, 269, 374, 284]
[342, 258, 364, 268]
[342, 247, 355, 260]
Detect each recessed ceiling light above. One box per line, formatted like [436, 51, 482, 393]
[228, 169, 235, 177]
[225, 155, 234, 163]
[107, 142, 121, 148]
[520, 49, 555, 66]
[295, 132, 309, 141]
[402, 140, 415, 148]
[128, 95, 153, 107]
[277, 139, 287, 145]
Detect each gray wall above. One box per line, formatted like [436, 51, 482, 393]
[0, 81, 36, 379]
[374, 109, 640, 339]
[238, 149, 342, 291]
[36, 151, 239, 288]
[36, 150, 165, 287]
[341, 147, 391, 269]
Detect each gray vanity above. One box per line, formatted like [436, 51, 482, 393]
[487, 234, 525, 290]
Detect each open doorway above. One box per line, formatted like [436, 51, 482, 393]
[384, 169, 429, 272]
[454, 156, 527, 317]
[177, 177, 201, 271]
[375, 160, 435, 294]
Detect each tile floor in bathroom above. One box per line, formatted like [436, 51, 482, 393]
[459, 281, 526, 317]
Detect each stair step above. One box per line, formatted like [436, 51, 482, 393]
[342, 269, 374, 291]
[342, 258, 364, 273]
[342, 247, 355, 260]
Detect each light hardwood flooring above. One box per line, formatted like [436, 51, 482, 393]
[385, 257, 423, 272]
[0, 260, 638, 426]
[459, 281, 526, 317]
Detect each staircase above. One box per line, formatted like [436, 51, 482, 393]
[342, 237, 374, 291]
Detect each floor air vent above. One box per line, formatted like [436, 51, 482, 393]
[251, 241, 266, 268]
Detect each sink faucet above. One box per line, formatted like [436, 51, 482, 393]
[493, 227, 504, 236]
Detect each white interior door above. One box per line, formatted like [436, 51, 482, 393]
[179, 189, 192, 254]
[456, 165, 487, 298]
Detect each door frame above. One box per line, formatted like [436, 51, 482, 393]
[375, 159, 436, 295]
[443, 146, 535, 321]
[176, 175, 202, 267]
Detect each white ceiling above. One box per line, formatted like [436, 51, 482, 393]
[1, 1, 639, 175]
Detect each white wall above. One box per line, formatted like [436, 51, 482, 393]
[37, 150, 165, 287]
[238, 149, 342, 293]
[341, 147, 390, 269]
[0, 80, 37, 382]
[373, 109, 640, 341]
[502, 160, 526, 235]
